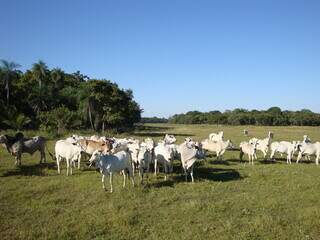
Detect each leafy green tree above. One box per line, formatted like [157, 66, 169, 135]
[2, 107, 31, 131]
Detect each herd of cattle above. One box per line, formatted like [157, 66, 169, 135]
[0, 131, 319, 192]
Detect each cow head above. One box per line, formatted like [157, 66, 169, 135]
[88, 150, 103, 167]
[164, 134, 176, 144]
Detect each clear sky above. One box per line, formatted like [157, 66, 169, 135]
[1, 0, 320, 117]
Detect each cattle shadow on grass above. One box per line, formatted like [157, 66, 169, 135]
[192, 167, 243, 182]
[149, 167, 243, 188]
[1, 162, 56, 177]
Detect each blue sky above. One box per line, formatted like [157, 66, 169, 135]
[1, 0, 320, 117]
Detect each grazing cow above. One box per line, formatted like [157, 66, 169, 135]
[239, 141, 258, 164]
[0, 133, 48, 165]
[201, 139, 233, 160]
[154, 142, 175, 180]
[55, 140, 83, 176]
[270, 141, 297, 164]
[295, 142, 320, 165]
[249, 134, 272, 159]
[178, 141, 204, 182]
[88, 150, 135, 193]
[209, 131, 224, 142]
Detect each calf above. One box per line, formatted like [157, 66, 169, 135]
[239, 141, 258, 164]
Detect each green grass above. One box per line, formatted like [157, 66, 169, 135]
[1, 124, 320, 240]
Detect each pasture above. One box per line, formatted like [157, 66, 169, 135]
[1, 124, 320, 240]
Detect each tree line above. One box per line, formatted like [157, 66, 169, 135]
[0, 60, 141, 134]
[168, 108, 320, 126]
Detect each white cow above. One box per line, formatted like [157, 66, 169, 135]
[163, 134, 176, 144]
[178, 141, 204, 182]
[201, 139, 233, 160]
[270, 141, 298, 164]
[127, 140, 140, 175]
[249, 135, 272, 159]
[296, 142, 320, 165]
[88, 150, 135, 193]
[141, 138, 155, 151]
[239, 141, 258, 164]
[303, 135, 311, 143]
[55, 140, 83, 176]
[209, 131, 224, 142]
[154, 142, 175, 180]
[137, 145, 153, 183]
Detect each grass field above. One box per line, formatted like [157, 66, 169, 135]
[1, 124, 320, 240]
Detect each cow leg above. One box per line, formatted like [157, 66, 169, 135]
[296, 153, 302, 163]
[190, 166, 194, 183]
[164, 164, 168, 181]
[154, 160, 157, 176]
[16, 153, 22, 166]
[102, 174, 106, 190]
[57, 156, 61, 174]
[128, 166, 135, 187]
[123, 170, 126, 188]
[66, 159, 70, 176]
[70, 161, 73, 175]
[109, 172, 113, 193]
[78, 156, 81, 170]
[184, 168, 188, 182]
[41, 149, 46, 163]
[316, 154, 319, 165]
[270, 151, 275, 161]
[139, 167, 143, 184]
[221, 150, 226, 160]
[132, 162, 135, 176]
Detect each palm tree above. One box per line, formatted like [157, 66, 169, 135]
[2, 111, 31, 131]
[51, 68, 64, 89]
[0, 60, 21, 106]
[32, 60, 48, 90]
